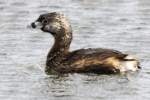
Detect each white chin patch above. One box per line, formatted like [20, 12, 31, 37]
[34, 22, 43, 29]
[44, 25, 50, 31]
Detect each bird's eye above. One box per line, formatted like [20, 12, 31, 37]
[42, 19, 48, 24]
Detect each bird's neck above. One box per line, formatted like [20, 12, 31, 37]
[47, 32, 72, 61]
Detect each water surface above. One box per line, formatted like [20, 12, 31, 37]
[0, 0, 150, 100]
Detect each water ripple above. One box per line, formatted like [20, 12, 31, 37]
[0, 0, 150, 100]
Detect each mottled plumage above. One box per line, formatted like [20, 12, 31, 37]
[31, 12, 140, 74]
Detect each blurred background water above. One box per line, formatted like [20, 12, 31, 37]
[0, 0, 150, 100]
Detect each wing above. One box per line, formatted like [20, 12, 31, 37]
[66, 48, 126, 62]
[62, 48, 127, 74]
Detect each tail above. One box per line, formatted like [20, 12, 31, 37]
[119, 55, 140, 72]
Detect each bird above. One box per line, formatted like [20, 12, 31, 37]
[31, 12, 140, 74]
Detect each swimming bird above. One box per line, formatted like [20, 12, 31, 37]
[31, 12, 140, 74]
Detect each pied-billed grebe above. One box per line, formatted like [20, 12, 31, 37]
[31, 12, 140, 74]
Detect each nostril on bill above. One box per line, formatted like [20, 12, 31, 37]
[31, 22, 36, 28]
[138, 66, 141, 69]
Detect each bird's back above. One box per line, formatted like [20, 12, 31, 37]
[59, 48, 135, 74]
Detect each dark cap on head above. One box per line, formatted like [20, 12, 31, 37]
[31, 12, 72, 36]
